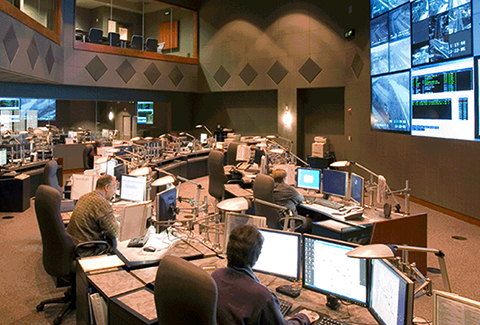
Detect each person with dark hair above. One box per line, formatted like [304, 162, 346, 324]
[271, 169, 304, 213]
[67, 174, 119, 256]
[212, 225, 316, 325]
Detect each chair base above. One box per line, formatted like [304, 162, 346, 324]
[36, 288, 75, 325]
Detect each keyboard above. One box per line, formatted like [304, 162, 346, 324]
[279, 298, 292, 317]
[316, 315, 352, 325]
[314, 198, 344, 210]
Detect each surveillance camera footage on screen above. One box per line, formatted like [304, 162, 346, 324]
[369, 0, 480, 141]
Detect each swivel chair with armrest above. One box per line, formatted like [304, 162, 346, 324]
[253, 174, 311, 232]
[82, 144, 94, 170]
[226, 142, 239, 166]
[154, 255, 218, 325]
[208, 150, 228, 204]
[108, 32, 120, 47]
[131, 35, 144, 50]
[87, 28, 103, 44]
[44, 160, 62, 196]
[145, 37, 158, 52]
[34, 185, 110, 325]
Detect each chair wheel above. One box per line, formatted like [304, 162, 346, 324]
[53, 316, 62, 325]
[36, 303, 44, 312]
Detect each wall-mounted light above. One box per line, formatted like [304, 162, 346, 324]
[283, 106, 292, 127]
[108, 111, 114, 121]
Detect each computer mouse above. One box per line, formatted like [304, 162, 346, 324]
[143, 246, 156, 252]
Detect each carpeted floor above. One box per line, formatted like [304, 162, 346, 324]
[1, 176, 479, 325]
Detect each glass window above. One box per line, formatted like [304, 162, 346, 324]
[5, 0, 57, 31]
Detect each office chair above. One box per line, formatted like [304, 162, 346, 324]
[145, 37, 158, 52]
[208, 150, 228, 204]
[35, 185, 110, 324]
[253, 174, 311, 232]
[83, 144, 94, 170]
[131, 35, 144, 50]
[87, 28, 103, 44]
[108, 32, 120, 47]
[226, 142, 239, 166]
[44, 160, 62, 196]
[154, 255, 218, 325]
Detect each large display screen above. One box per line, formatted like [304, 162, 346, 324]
[137, 101, 153, 124]
[370, 0, 480, 141]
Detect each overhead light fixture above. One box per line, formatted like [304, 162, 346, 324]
[108, 111, 114, 121]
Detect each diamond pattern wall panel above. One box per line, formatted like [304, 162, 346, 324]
[213, 65, 230, 87]
[116, 59, 136, 83]
[351, 53, 364, 79]
[45, 46, 55, 74]
[85, 56, 107, 81]
[27, 38, 39, 70]
[169, 66, 184, 87]
[3, 25, 19, 64]
[267, 60, 288, 85]
[299, 58, 322, 83]
[239, 63, 258, 86]
[144, 63, 161, 85]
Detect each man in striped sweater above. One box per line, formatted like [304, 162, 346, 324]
[67, 174, 119, 256]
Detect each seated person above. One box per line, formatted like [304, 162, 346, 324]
[212, 225, 316, 325]
[67, 175, 119, 256]
[272, 169, 304, 213]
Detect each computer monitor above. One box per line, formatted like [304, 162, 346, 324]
[105, 159, 117, 177]
[253, 228, 301, 280]
[113, 163, 125, 182]
[118, 201, 150, 241]
[254, 149, 265, 165]
[433, 290, 480, 325]
[368, 259, 414, 325]
[200, 133, 208, 144]
[0, 148, 7, 166]
[156, 187, 177, 226]
[350, 172, 364, 206]
[322, 169, 348, 198]
[303, 235, 368, 306]
[296, 168, 321, 191]
[120, 175, 147, 202]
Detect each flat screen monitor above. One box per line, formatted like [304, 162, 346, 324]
[368, 259, 414, 325]
[322, 169, 348, 198]
[253, 228, 301, 280]
[303, 235, 368, 306]
[113, 163, 125, 182]
[296, 168, 321, 191]
[0, 148, 7, 166]
[137, 101, 154, 124]
[200, 133, 208, 144]
[156, 187, 177, 224]
[433, 290, 480, 325]
[106, 159, 117, 177]
[350, 172, 364, 206]
[120, 175, 147, 202]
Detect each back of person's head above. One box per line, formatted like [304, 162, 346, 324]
[271, 169, 287, 183]
[96, 174, 114, 190]
[227, 225, 264, 268]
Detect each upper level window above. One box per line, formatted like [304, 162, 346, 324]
[75, 0, 197, 62]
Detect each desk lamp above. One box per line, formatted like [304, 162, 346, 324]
[330, 160, 410, 215]
[347, 244, 451, 298]
[195, 124, 213, 136]
[129, 166, 151, 176]
[151, 175, 175, 187]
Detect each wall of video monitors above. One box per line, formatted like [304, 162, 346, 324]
[370, 0, 480, 141]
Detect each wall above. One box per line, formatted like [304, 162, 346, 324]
[198, 0, 480, 220]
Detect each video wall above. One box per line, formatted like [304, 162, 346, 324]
[137, 101, 154, 125]
[0, 98, 55, 129]
[370, 0, 480, 141]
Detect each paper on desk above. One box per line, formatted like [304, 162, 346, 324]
[78, 254, 124, 272]
[144, 231, 180, 250]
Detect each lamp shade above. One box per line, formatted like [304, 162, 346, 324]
[151, 175, 175, 187]
[129, 166, 151, 176]
[107, 148, 119, 154]
[217, 197, 249, 212]
[346, 244, 395, 259]
[270, 148, 285, 154]
[330, 160, 351, 168]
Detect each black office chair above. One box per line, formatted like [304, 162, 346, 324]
[83, 144, 94, 170]
[208, 150, 228, 204]
[108, 32, 120, 47]
[253, 174, 311, 232]
[44, 160, 62, 196]
[154, 255, 218, 325]
[131, 35, 144, 50]
[87, 28, 103, 44]
[35, 185, 110, 324]
[145, 37, 158, 52]
[226, 142, 239, 166]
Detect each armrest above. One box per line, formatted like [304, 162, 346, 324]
[279, 214, 312, 233]
[75, 240, 111, 257]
